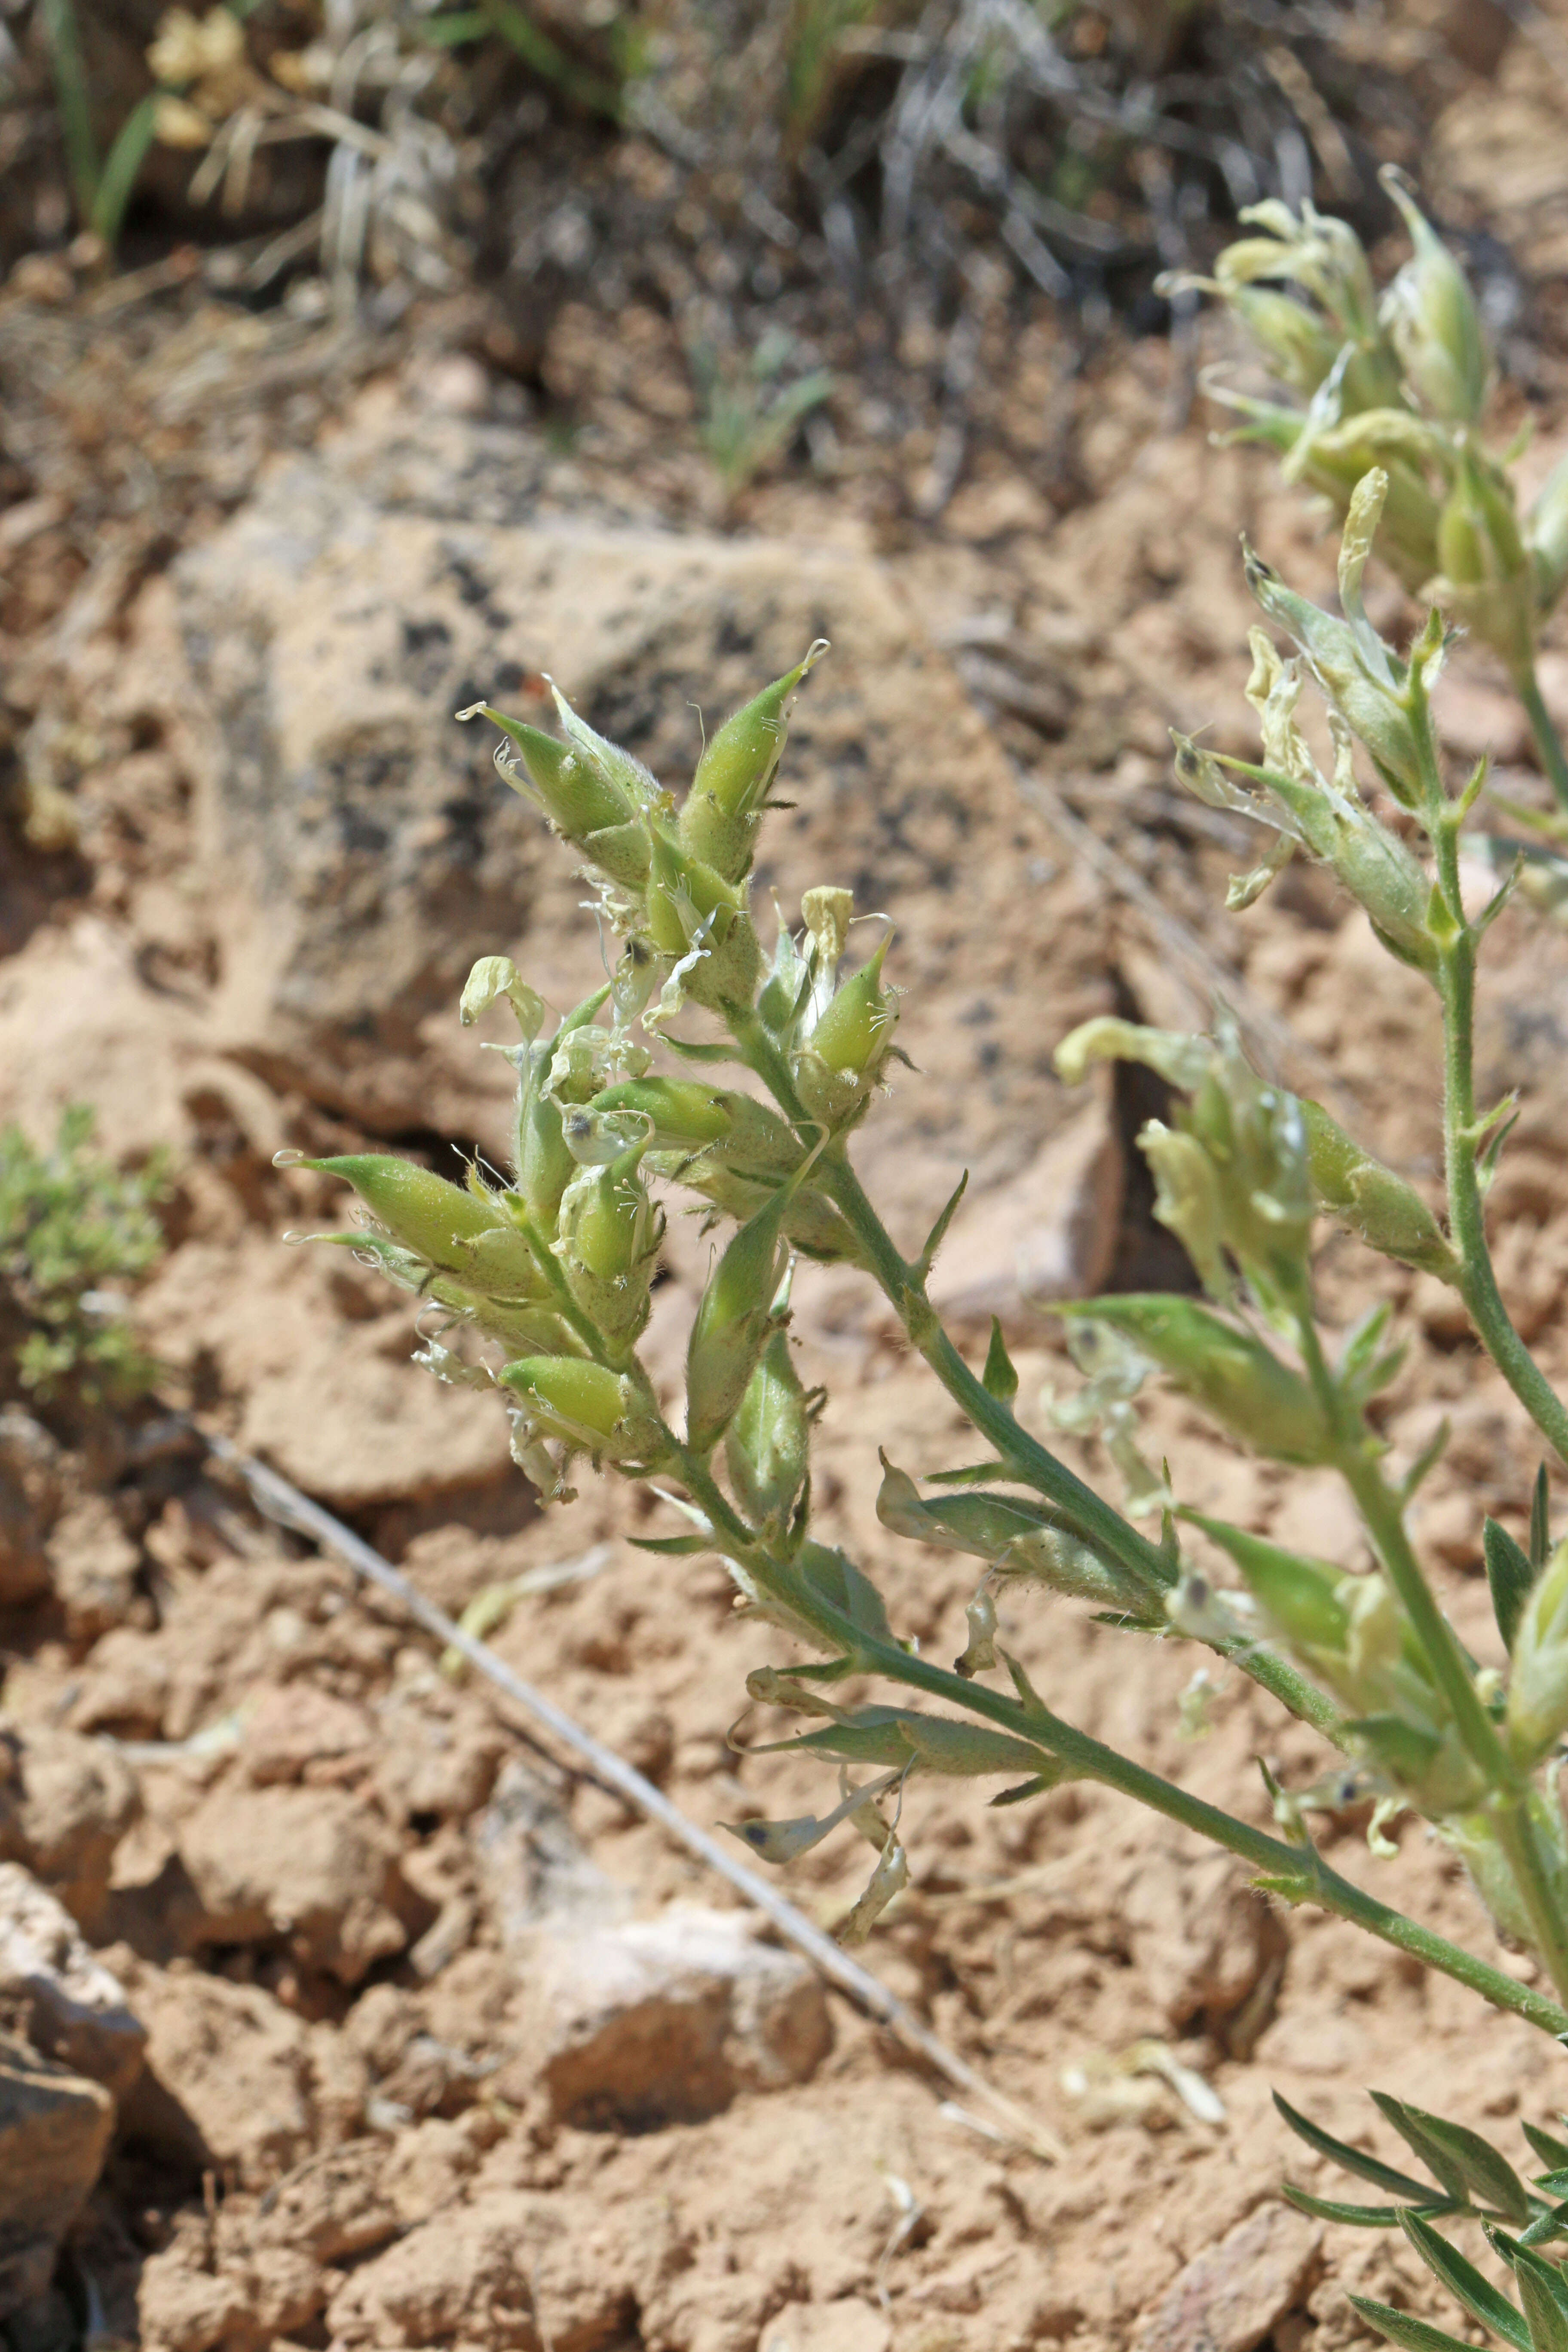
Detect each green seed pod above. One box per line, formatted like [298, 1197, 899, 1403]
[1379, 169, 1488, 426]
[445, 1222, 553, 1302]
[547, 679, 662, 816]
[1527, 447, 1568, 616]
[685, 1193, 791, 1453]
[591, 1077, 735, 1151]
[304, 1155, 512, 1275]
[426, 1278, 574, 1357]
[896, 1712, 1059, 1780]
[1061, 1295, 1335, 1465]
[1299, 1098, 1459, 1278]
[726, 1328, 810, 1528]
[680, 642, 828, 883]
[499, 1354, 656, 1454]
[1507, 1540, 1568, 1766]
[805, 935, 894, 1073]
[1185, 1510, 1350, 1655]
[1230, 283, 1344, 396]
[462, 702, 634, 839]
[579, 820, 652, 891]
[555, 1144, 659, 1341]
[876, 1458, 1149, 1613]
[682, 906, 764, 1016]
[645, 830, 744, 958]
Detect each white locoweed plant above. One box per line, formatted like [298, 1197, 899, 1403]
[1161, 166, 1568, 849]
[289, 482, 1568, 2349]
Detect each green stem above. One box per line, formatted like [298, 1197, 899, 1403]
[1339, 1437, 1516, 1785]
[674, 1445, 1568, 2040]
[1296, 1297, 1568, 1986]
[1428, 819, 1568, 1466]
[1494, 1798, 1568, 2006]
[824, 1151, 1351, 1745]
[1515, 660, 1568, 818]
[726, 1011, 1350, 1746]
[1296, 1309, 1516, 1790]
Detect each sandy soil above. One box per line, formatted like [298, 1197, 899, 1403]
[7, 41, 1568, 2344]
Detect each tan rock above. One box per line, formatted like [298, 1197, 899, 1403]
[176, 1778, 410, 1982]
[325, 2184, 675, 2351]
[45, 1492, 141, 1641]
[240, 1681, 374, 1785]
[119, 1962, 322, 2188]
[167, 419, 1107, 1195]
[136, 2217, 322, 2352]
[0, 1720, 139, 1935]
[474, 1758, 632, 1948]
[248, 2137, 399, 2263]
[1131, 2203, 1321, 2352]
[927, 1085, 1125, 1334]
[0, 2031, 114, 2318]
[522, 1903, 832, 2128]
[0, 1862, 145, 2099]
[760, 2303, 892, 2352]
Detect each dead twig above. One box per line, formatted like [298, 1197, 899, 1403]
[199, 1427, 1067, 2163]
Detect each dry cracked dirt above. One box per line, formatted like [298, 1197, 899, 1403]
[9, 220, 1568, 2351]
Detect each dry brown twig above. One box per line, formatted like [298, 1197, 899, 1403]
[199, 1425, 1069, 2163]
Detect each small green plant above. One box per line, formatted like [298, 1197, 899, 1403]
[691, 334, 836, 505]
[297, 447, 1568, 2338]
[1163, 168, 1568, 821]
[38, 0, 162, 249]
[0, 1107, 169, 1408]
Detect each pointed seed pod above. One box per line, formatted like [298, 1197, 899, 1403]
[499, 1355, 652, 1452]
[1380, 168, 1488, 425]
[517, 989, 611, 1227]
[303, 1155, 512, 1274]
[806, 934, 893, 1073]
[590, 1077, 735, 1151]
[1507, 1540, 1568, 1765]
[686, 1192, 792, 1454]
[645, 831, 746, 958]
[1061, 1295, 1335, 1464]
[1527, 447, 1568, 616]
[680, 641, 828, 882]
[1184, 1510, 1350, 1656]
[461, 702, 635, 838]
[726, 1328, 810, 1526]
[1299, 1099, 1458, 1278]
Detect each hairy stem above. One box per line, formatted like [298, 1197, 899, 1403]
[1515, 659, 1568, 818]
[1427, 817, 1568, 1466]
[673, 1446, 1568, 2040]
[730, 1004, 1351, 1740]
[1494, 1798, 1568, 2007]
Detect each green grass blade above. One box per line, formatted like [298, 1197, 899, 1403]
[40, 0, 99, 224]
[1485, 1517, 1536, 1655]
[1401, 2212, 1531, 2350]
[475, 0, 620, 117]
[1533, 1464, 1552, 1569]
[1525, 2125, 1568, 2174]
[1373, 2093, 1533, 2216]
[1273, 2092, 1440, 2202]
[1279, 2185, 1414, 2228]
[1516, 2250, 1568, 2352]
[1349, 2294, 1495, 2352]
[90, 92, 158, 248]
